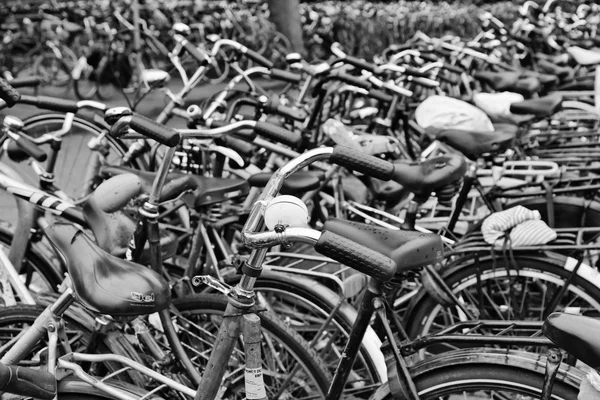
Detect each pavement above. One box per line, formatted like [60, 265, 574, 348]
[0, 76, 285, 225]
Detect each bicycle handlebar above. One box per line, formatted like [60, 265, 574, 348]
[243, 228, 397, 281]
[7, 76, 41, 88]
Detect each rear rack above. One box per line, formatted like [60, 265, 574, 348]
[402, 320, 553, 356]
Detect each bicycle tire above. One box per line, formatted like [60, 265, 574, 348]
[172, 293, 332, 399]
[377, 348, 581, 400]
[73, 58, 99, 100]
[405, 254, 600, 341]
[32, 53, 72, 94]
[0, 220, 62, 295]
[223, 269, 385, 386]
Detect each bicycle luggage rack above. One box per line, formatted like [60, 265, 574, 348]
[401, 320, 553, 356]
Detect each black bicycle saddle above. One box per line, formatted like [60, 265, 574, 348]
[323, 219, 443, 274]
[543, 312, 600, 369]
[45, 223, 171, 317]
[391, 154, 466, 199]
[474, 71, 520, 91]
[430, 124, 517, 159]
[510, 95, 563, 118]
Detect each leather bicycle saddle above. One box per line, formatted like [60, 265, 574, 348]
[568, 46, 600, 66]
[543, 312, 600, 369]
[510, 95, 562, 118]
[45, 223, 170, 316]
[391, 154, 466, 199]
[429, 124, 517, 160]
[323, 219, 443, 274]
[474, 71, 520, 91]
[248, 171, 326, 196]
[101, 166, 248, 207]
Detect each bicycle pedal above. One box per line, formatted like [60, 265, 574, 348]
[192, 275, 232, 295]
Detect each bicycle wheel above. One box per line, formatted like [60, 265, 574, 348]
[378, 348, 581, 400]
[32, 53, 72, 95]
[73, 58, 99, 100]
[19, 114, 145, 201]
[172, 293, 331, 399]
[406, 254, 600, 342]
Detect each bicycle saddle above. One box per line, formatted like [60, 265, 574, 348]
[83, 174, 179, 261]
[248, 171, 325, 196]
[429, 124, 517, 160]
[543, 312, 600, 369]
[323, 219, 443, 274]
[509, 95, 562, 118]
[474, 71, 520, 91]
[568, 46, 600, 66]
[557, 79, 594, 91]
[537, 59, 571, 79]
[101, 166, 247, 207]
[45, 223, 170, 316]
[391, 154, 466, 199]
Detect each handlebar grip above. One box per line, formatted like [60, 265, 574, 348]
[129, 114, 181, 147]
[0, 363, 56, 400]
[254, 121, 302, 147]
[270, 68, 302, 84]
[336, 72, 371, 90]
[344, 55, 377, 73]
[8, 76, 41, 88]
[19, 95, 79, 113]
[368, 89, 393, 103]
[330, 146, 394, 181]
[218, 135, 255, 157]
[182, 40, 209, 66]
[442, 63, 463, 74]
[315, 231, 397, 282]
[417, 52, 438, 63]
[275, 104, 308, 121]
[0, 78, 20, 107]
[403, 66, 429, 79]
[244, 49, 274, 69]
[9, 133, 47, 162]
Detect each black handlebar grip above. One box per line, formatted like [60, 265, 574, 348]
[336, 72, 371, 90]
[8, 76, 41, 88]
[276, 104, 308, 121]
[244, 49, 274, 69]
[344, 55, 378, 73]
[442, 63, 464, 74]
[368, 89, 393, 103]
[10, 133, 47, 162]
[182, 40, 209, 66]
[254, 121, 301, 147]
[0, 78, 20, 107]
[315, 231, 397, 282]
[270, 68, 302, 84]
[330, 146, 395, 181]
[129, 114, 181, 147]
[0, 364, 56, 400]
[418, 52, 438, 63]
[403, 66, 429, 79]
[219, 135, 255, 157]
[22, 95, 79, 113]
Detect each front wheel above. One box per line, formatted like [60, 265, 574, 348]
[172, 293, 331, 399]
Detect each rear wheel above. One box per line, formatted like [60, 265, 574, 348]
[379, 349, 581, 400]
[406, 254, 600, 345]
